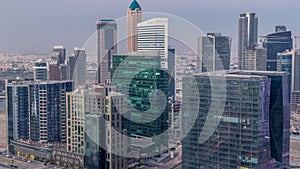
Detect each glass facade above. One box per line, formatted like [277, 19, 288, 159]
[182, 73, 272, 169]
[263, 30, 293, 71]
[111, 53, 169, 155]
[7, 84, 30, 153]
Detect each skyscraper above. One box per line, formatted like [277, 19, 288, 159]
[33, 60, 48, 81]
[137, 18, 169, 69]
[6, 83, 30, 153]
[182, 70, 290, 168]
[168, 48, 176, 100]
[127, 0, 142, 52]
[29, 81, 73, 143]
[53, 45, 66, 65]
[198, 32, 231, 72]
[96, 19, 117, 84]
[263, 26, 293, 71]
[277, 50, 292, 94]
[73, 48, 86, 86]
[238, 12, 258, 70]
[84, 86, 128, 169]
[66, 88, 86, 155]
[111, 51, 169, 156]
[244, 46, 267, 71]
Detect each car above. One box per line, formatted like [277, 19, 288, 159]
[27, 160, 31, 163]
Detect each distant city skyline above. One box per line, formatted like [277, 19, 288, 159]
[1, 0, 300, 56]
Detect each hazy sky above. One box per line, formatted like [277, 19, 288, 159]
[1, 0, 300, 55]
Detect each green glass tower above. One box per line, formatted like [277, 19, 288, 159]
[111, 52, 169, 156]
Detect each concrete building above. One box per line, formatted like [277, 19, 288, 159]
[244, 46, 267, 71]
[127, 0, 142, 52]
[33, 61, 47, 81]
[85, 86, 128, 169]
[137, 18, 169, 69]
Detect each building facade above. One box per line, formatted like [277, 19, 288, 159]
[198, 32, 231, 72]
[238, 12, 258, 70]
[263, 26, 293, 71]
[33, 61, 47, 81]
[6, 83, 30, 153]
[111, 52, 169, 156]
[127, 0, 142, 52]
[137, 18, 169, 69]
[96, 19, 117, 84]
[244, 46, 267, 71]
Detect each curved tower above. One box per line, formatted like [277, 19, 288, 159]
[127, 0, 142, 52]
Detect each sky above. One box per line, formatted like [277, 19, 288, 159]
[1, 0, 300, 55]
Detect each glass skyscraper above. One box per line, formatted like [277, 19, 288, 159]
[111, 52, 169, 156]
[182, 70, 290, 168]
[263, 26, 293, 71]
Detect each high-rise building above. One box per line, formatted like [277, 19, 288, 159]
[182, 70, 290, 168]
[127, 0, 142, 52]
[72, 48, 86, 86]
[96, 19, 117, 84]
[111, 51, 169, 156]
[168, 48, 176, 100]
[137, 18, 169, 69]
[29, 81, 73, 143]
[229, 71, 290, 168]
[244, 46, 267, 71]
[291, 49, 300, 112]
[263, 26, 293, 71]
[66, 88, 86, 155]
[59, 64, 68, 80]
[33, 61, 48, 81]
[277, 50, 292, 94]
[84, 86, 128, 169]
[198, 32, 231, 72]
[53, 45, 66, 65]
[6, 83, 30, 153]
[182, 72, 271, 169]
[238, 12, 258, 70]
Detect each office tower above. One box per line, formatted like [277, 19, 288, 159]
[68, 55, 77, 80]
[127, 0, 142, 52]
[276, 25, 287, 32]
[33, 61, 47, 81]
[72, 48, 87, 86]
[238, 12, 258, 70]
[182, 72, 271, 169]
[292, 49, 300, 91]
[6, 83, 30, 153]
[168, 101, 181, 144]
[85, 86, 128, 169]
[53, 45, 66, 65]
[111, 51, 169, 156]
[66, 88, 86, 155]
[291, 49, 300, 112]
[60, 64, 68, 80]
[96, 19, 117, 84]
[29, 81, 73, 143]
[168, 48, 176, 100]
[229, 71, 290, 167]
[244, 46, 267, 71]
[183, 70, 290, 168]
[198, 32, 231, 72]
[137, 18, 169, 69]
[49, 58, 60, 80]
[263, 26, 293, 71]
[277, 50, 292, 94]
